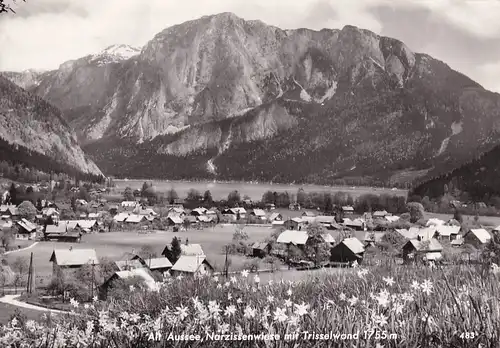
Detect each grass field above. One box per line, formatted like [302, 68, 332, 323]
[4, 225, 277, 277]
[0, 302, 45, 325]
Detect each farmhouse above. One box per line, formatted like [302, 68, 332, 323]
[251, 242, 272, 258]
[133, 207, 158, 216]
[364, 232, 385, 247]
[284, 217, 304, 231]
[144, 257, 173, 274]
[289, 203, 301, 210]
[321, 233, 336, 245]
[77, 220, 98, 232]
[222, 208, 246, 220]
[268, 212, 283, 222]
[113, 213, 129, 223]
[50, 248, 99, 276]
[170, 255, 214, 277]
[121, 201, 138, 208]
[44, 223, 82, 242]
[372, 210, 388, 218]
[402, 239, 443, 263]
[276, 230, 309, 246]
[302, 211, 316, 218]
[426, 218, 445, 227]
[435, 225, 461, 241]
[314, 216, 336, 226]
[42, 208, 59, 222]
[16, 218, 37, 240]
[417, 227, 438, 242]
[191, 208, 207, 216]
[99, 268, 157, 300]
[342, 218, 365, 231]
[167, 215, 183, 227]
[114, 259, 145, 271]
[385, 216, 400, 223]
[463, 229, 492, 248]
[125, 214, 145, 224]
[330, 238, 365, 264]
[250, 209, 266, 219]
[162, 243, 205, 263]
[1, 205, 18, 220]
[197, 215, 214, 223]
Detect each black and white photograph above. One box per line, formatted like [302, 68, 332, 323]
[1, 0, 500, 346]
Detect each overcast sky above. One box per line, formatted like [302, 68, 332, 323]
[1, 0, 500, 92]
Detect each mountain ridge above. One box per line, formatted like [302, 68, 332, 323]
[2, 12, 499, 186]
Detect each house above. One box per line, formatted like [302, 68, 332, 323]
[222, 207, 247, 219]
[16, 219, 37, 240]
[417, 227, 438, 242]
[133, 207, 158, 216]
[385, 216, 400, 223]
[341, 206, 354, 215]
[268, 213, 283, 222]
[321, 233, 336, 245]
[50, 248, 99, 276]
[372, 210, 389, 218]
[114, 259, 145, 271]
[463, 229, 492, 248]
[170, 255, 214, 277]
[364, 232, 385, 247]
[121, 201, 138, 208]
[272, 220, 285, 228]
[42, 207, 59, 219]
[330, 238, 365, 264]
[289, 203, 301, 210]
[167, 215, 183, 226]
[44, 223, 82, 242]
[125, 214, 145, 224]
[197, 215, 214, 223]
[162, 243, 205, 263]
[426, 218, 445, 227]
[144, 257, 173, 274]
[88, 212, 101, 219]
[191, 208, 208, 216]
[113, 213, 129, 223]
[342, 218, 365, 231]
[276, 230, 309, 246]
[168, 207, 186, 216]
[284, 217, 305, 231]
[302, 211, 316, 218]
[435, 225, 461, 241]
[1, 205, 19, 220]
[402, 239, 443, 263]
[99, 268, 157, 300]
[250, 209, 267, 219]
[395, 228, 419, 240]
[451, 238, 464, 247]
[251, 242, 272, 258]
[265, 203, 276, 211]
[77, 220, 98, 232]
[314, 216, 336, 226]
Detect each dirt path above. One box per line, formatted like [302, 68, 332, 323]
[0, 294, 67, 314]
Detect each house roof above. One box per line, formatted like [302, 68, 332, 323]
[60, 220, 79, 230]
[114, 213, 129, 222]
[42, 208, 59, 216]
[181, 243, 205, 255]
[88, 213, 100, 219]
[197, 215, 213, 222]
[426, 218, 445, 226]
[169, 207, 185, 214]
[113, 268, 157, 290]
[192, 208, 207, 215]
[417, 227, 438, 241]
[405, 238, 443, 252]
[126, 214, 144, 223]
[276, 230, 309, 245]
[341, 238, 365, 254]
[467, 229, 492, 244]
[272, 220, 285, 225]
[315, 216, 336, 224]
[321, 233, 335, 244]
[17, 218, 37, 232]
[171, 255, 212, 273]
[119, 252, 143, 262]
[364, 232, 385, 242]
[252, 209, 266, 216]
[144, 257, 173, 270]
[342, 206, 354, 211]
[269, 213, 282, 221]
[252, 242, 270, 250]
[436, 225, 460, 237]
[133, 207, 157, 216]
[291, 217, 304, 223]
[77, 220, 97, 229]
[343, 218, 364, 228]
[45, 224, 67, 234]
[373, 210, 388, 217]
[396, 228, 418, 239]
[114, 259, 145, 271]
[385, 216, 400, 223]
[424, 252, 443, 261]
[50, 248, 99, 266]
[302, 211, 316, 217]
[168, 216, 183, 224]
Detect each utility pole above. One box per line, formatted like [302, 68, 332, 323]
[26, 252, 33, 294]
[224, 245, 229, 278]
[90, 260, 95, 300]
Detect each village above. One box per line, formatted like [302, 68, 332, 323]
[0, 181, 497, 312]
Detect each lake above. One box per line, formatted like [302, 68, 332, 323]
[113, 180, 408, 201]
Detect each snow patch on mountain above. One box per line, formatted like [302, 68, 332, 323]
[90, 44, 141, 66]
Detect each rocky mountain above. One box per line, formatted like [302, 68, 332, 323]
[0, 76, 103, 177]
[4, 13, 500, 185]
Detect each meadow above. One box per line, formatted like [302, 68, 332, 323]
[1, 264, 498, 347]
[113, 180, 408, 201]
[4, 225, 278, 278]
[426, 212, 500, 228]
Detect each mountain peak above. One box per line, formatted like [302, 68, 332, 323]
[100, 44, 141, 59]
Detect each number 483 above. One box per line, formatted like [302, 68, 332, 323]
[460, 332, 477, 339]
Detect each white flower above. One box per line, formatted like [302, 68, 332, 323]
[219, 323, 230, 333]
[93, 296, 98, 302]
[217, 283, 222, 289]
[236, 298, 243, 304]
[224, 281, 230, 288]
[411, 280, 420, 290]
[208, 301, 221, 317]
[224, 305, 236, 317]
[373, 314, 388, 326]
[177, 275, 183, 280]
[175, 305, 189, 321]
[348, 296, 358, 307]
[401, 292, 414, 302]
[244, 305, 256, 319]
[230, 276, 237, 284]
[251, 286, 257, 293]
[339, 292, 346, 301]
[241, 269, 249, 278]
[286, 288, 293, 296]
[383, 277, 395, 287]
[228, 293, 233, 300]
[267, 295, 274, 303]
[213, 276, 220, 282]
[129, 285, 135, 292]
[375, 290, 390, 308]
[84, 303, 89, 309]
[421, 280, 433, 296]
[70, 298, 79, 308]
[10, 318, 18, 327]
[254, 275, 260, 283]
[289, 315, 300, 327]
[357, 269, 369, 278]
[261, 307, 271, 321]
[392, 301, 404, 315]
[294, 302, 310, 316]
[284, 299, 293, 308]
[351, 260, 358, 268]
[273, 307, 288, 322]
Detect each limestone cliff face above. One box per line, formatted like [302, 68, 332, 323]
[0, 76, 103, 176]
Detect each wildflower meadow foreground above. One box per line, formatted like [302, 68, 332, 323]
[1, 265, 499, 348]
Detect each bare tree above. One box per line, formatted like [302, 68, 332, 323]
[0, 0, 25, 14]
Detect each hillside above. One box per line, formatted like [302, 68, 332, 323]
[4, 13, 500, 185]
[0, 76, 103, 178]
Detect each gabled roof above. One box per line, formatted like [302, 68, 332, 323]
[112, 268, 157, 290]
[417, 227, 438, 241]
[404, 238, 443, 252]
[396, 228, 419, 239]
[77, 220, 97, 229]
[197, 215, 213, 222]
[315, 216, 336, 224]
[341, 238, 365, 254]
[50, 248, 99, 266]
[291, 217, 304, 223]
[114, 259, 144, 271]
[192, 208, 207, 215]
[321, 233, 335, 244]
[436, 225, 460, 237]
[302, 211, 316, 217]
[252, 242, 270, 250]
[171, 255, 212, 273]
[276, 230, 309, 245]
[426, 218, 445, 226]
[372, 210, 388, 217]
[180, 243, 205, 256]
[45, 224, 67, 234]
[119, 252, 144, 262]
[251, 209, 266, 216]
[385, 216, 400, 223]
[168, 216, 183, 224]
[133, 207, 157, 216]
[17, 218, 37, 232]
[466, 229, 491, 244]
[269, 212, 282, 221]
[144, 257, 173, 270]
[342, 206, 354, 211]
[168, 207, 185, 214]
[59, 220, 79, 230]
[88, 213, 100, 219]
[125, 214, 144, 223]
